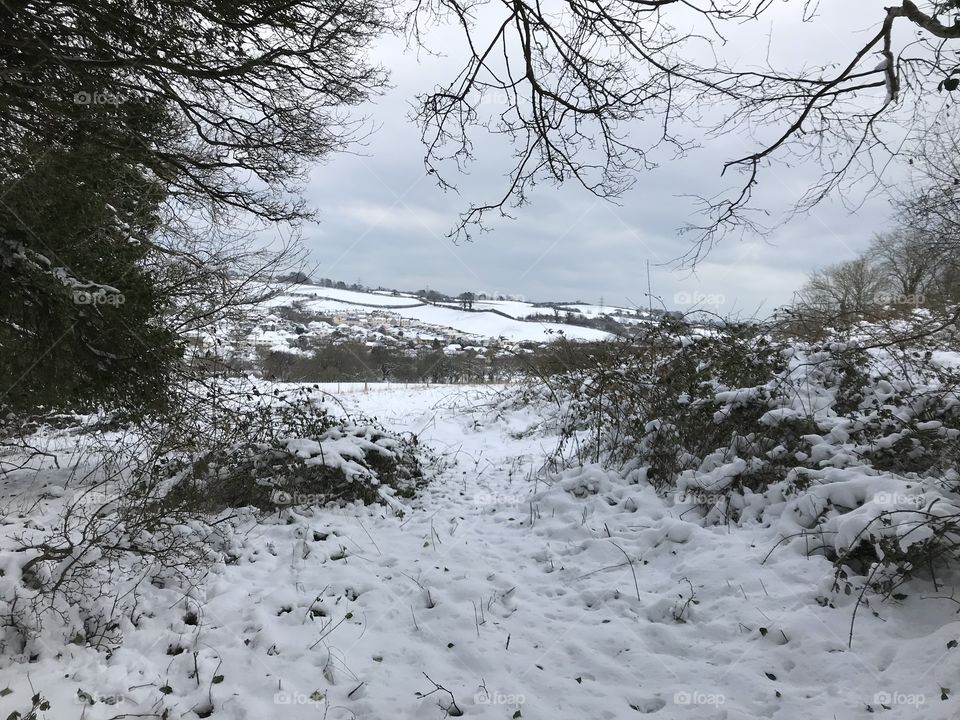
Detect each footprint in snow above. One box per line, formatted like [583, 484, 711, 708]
[629, 697, 667, 713]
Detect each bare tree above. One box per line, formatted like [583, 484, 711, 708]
[148, 222, 308, 339]
[897, 115, 960, 252]
[869, 230, 940, 300]
[9, 1, 960, 261]
[410, 0, 960, 256]
[886, 114, 960, 304]
[798, 256, 889, 316]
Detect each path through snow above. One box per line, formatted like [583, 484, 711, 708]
[1, 385, 958, 719]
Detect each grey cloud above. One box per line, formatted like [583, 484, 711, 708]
[299, 4, 903, 315]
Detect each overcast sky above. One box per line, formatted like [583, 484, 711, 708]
[293, 3, 902, 316]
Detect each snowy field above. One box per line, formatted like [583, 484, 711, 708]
[264, 285, 424, 309]
[467, 299, 547, 318]
[1, 383, 957, 720]
[390, 304, 610, 342]
[260, 284, 613, 342]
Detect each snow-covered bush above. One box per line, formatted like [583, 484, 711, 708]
[159, 386, 424, 511]
[528, 311, 960, 602]
[0, 381, 424, 654]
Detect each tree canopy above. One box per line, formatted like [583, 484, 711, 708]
[411, 1, 960, 252]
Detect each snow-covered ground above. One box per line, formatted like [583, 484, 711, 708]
[264, 285, 424, 309]
[1, 384, 957, 720]
[390, 304, 609, 342]
[259, 284, 626, 342]
[249, 286, 614, 349]
[469, 299, 547, 318]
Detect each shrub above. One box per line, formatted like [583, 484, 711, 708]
[523, 310, 960, 609]
[0, 379, 424, 654]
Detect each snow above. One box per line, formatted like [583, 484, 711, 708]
[249, 328, 299, 353]
[2, 383, 958, 719]
[469, 300, 545, 318]
[254, 285, 614, 345]
[933, 350, 960, 369]
[466, 300, 652, 325]
[265, 285, 425, 308]
[267, 287, 645, 331]
[563, 303, 636, 317]
[391, 304, 610, 342]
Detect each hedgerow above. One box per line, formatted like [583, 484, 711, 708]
[520, 310, 960, 618]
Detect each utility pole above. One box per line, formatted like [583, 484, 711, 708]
[646, 260, 653, 315]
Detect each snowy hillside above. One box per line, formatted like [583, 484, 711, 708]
[255, 283, 635, 347]
[389, 303, 610, 342]
[216, 282, 633, 383]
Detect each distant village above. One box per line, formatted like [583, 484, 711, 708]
[186, 278, 677, 383]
